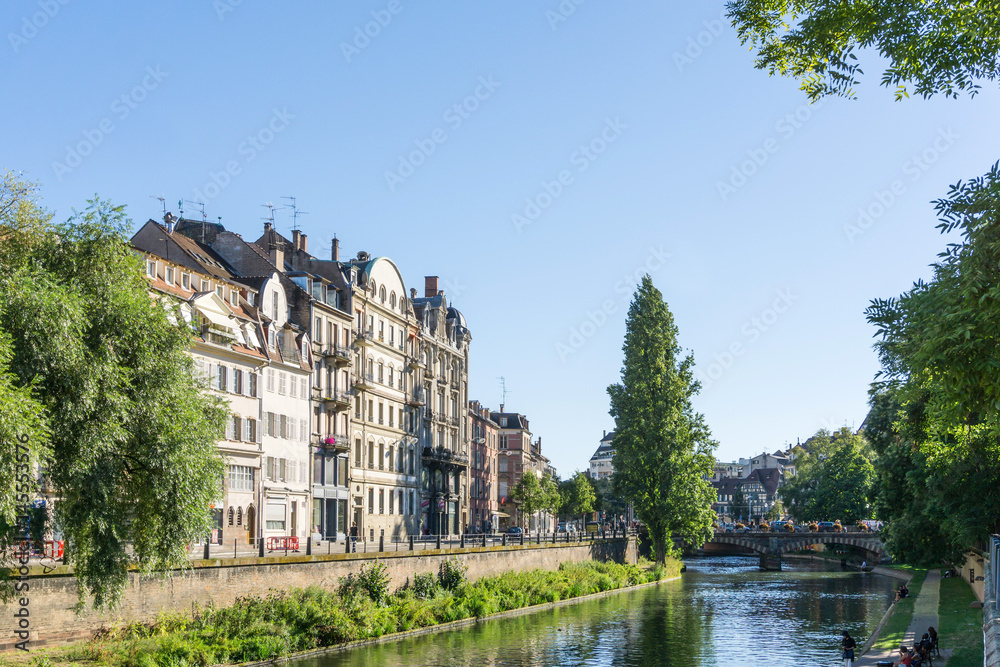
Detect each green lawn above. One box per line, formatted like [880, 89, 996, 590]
[874, 569, 927, 650]
[937, 576, 984, 667]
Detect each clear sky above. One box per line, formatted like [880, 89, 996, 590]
[3, 2, 998, 474]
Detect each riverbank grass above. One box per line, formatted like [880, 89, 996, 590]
[937, 576, 984, 667]
[873, 568, 927, 650]
[8, 558, 680, 667]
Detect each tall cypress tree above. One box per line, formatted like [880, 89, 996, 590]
[608, 276, 717, 563]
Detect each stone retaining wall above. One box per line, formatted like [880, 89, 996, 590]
[4, 538, 632, 651]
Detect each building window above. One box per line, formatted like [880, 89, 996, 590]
[217, 365, 228, 392]
[201, 279, 209, 292]
[388, 489, 394, 514]
[265, 502, 286, 531]
[355, 439, 362, 467]
[368, 442, 375, 469]
[234, 369, 244, 394]
[278, 372, 287, 396]
[379, 488, 385, 514]
[216, 285, 224, 298]
[146, 260, 156, 277]
[228, 465, 254, 491]
[231, 416, 241, 441]
[182, 273, 190, 290]
[368, 487, 374, 514]
[164, 267, 174, 285]
[249, 373, 258, 397]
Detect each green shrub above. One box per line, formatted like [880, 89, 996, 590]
[438, 557, 468, 591]
[340, 561, 391, 605]
[412, 572, 439, 599]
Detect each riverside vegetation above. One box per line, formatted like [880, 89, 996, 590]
[24, 558, 679, 667]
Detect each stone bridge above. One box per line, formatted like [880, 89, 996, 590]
[702, 531, 885, 570]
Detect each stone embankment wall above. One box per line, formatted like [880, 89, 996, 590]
[4, 538, 633, 651]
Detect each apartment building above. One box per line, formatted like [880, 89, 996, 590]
[411, 278, 472, 535]
[132, 219, 268, 546]
[468, 400, 498, 532]
[588, 430, 615, 480]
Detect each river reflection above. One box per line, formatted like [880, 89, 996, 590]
[294, 557, 898, 667]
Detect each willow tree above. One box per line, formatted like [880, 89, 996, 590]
[0, 173, 227, 609]
[608, 276, 717, 563]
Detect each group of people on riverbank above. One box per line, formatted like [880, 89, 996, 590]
[840, 626, 938, 667]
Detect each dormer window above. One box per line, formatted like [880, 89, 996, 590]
[165, 267, 174, 285]
[201, 279, 209, 292]
[146, 260, 156, 278]
[182, 273, 190, 290]
[230, 291, 238, 306]
[216, 285, 223, 298]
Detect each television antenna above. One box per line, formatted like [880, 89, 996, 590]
[150, 195, 166, 217]
[183, 200, 207, 222]
[281, 196, 309, 231]
[261, 201, 276, 227]
[497, 376, 510, 410]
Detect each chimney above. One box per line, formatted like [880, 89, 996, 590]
[300, 233, 307, 253]
[500, 404, 504, 414]
[425, 276, 439, 297]
[410, 288, 417, 299]
[332, 237, 339, 261]
[269, 242, 284, 270]
[292, 230, 301, 251]
[264, 221, 272, 233]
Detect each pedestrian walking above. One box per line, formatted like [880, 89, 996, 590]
[841, 630, 856, 667]
[927, 627, 939, 656]
[349, 521, 358, 553]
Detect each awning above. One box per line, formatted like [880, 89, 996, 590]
[198, 306, 236, 329]
[495, 511, 511, 518]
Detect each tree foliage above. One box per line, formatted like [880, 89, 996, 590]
[608, 276, 717, 563]
[863, 164, 1000, 562]
[780, 427, 874, 523]
[727, 0, 1000, 101]
[513, 472, 559, 531]
[0, 173, 227, 608]
[559, 472, 596, 523]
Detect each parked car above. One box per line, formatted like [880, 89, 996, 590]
[506, 526, 523, 535]
[557, 523, 569, 533]
[723, 523, 735, 533]
[817, 521, 836, 532]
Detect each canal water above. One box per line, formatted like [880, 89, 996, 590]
[294, 556, 898, 667]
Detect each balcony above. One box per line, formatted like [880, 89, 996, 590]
[405, 390, 426, 407]
[329, 345, 352, 364]
[423, 408, 434, 422]
[447, 416, 460, 427]
[353, 372, 376, 391]
[322, 390, 352, 409]
[318, 434, 349, 451]
[406, 354, 424, 369]
[354, 329, 374, 347]
[422, 445, 470, 467]
[200, 323, 235, 347]
[437, 374, 448, 386]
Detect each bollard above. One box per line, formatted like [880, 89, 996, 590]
[306, 537, 312, 556]
[520, 532, 524, 546]
[259, 537, 265, 557]
[409, 535, 414, 551]
[460, 533, 465, 549]
[346, 537, 351, 553]
[436, 533, 441, 550]
[234, 539, 238, 560]
[502, 534, 507, 547]
[328, 540, 332, 554]
[552, 531, 556, 544]
[204, 539, 211, 560]
[379, 530, 384, 553]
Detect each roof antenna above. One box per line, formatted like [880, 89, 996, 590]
[497, 376, 509, 412]
[184, 200, 207, 242]
[151, 195, 166, 217]
[281, 196, 309, 231]
[262, 201, 276, 229]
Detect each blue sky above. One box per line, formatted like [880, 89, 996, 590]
[4, 2, 998, 473]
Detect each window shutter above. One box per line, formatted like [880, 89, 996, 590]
[243, 418, 250, 442]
